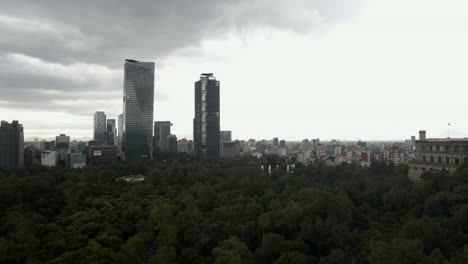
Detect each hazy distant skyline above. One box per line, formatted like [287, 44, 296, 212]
[1, 0, 467, 141]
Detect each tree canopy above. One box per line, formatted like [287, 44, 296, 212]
[0, 158, 467, 263]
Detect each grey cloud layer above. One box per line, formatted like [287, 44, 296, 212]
[0, 0, 361, 115]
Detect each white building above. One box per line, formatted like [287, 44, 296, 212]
[41, 151, 57, 167]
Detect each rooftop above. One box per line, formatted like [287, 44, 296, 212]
[417, 138, 468, 143]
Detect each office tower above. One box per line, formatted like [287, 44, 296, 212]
[177, 138, 193, 155]
[280, 140, 286, 148]
[107, 119, 117, 146]
[273, 137, 279, 146]
[0, 120, 24, 170]
[154, 121, 172, 155]
[45, 141, 56, 151]
[55, 134, 70, 163]
[193, 73, 220, 158]
[56, 134, 70, 151]
[88, 141, 118, 165]
[94, 111, 107, 141]
[167, 135, 178, 154]
[118, 114, 123, 145]
[123, 59, 155, 160]
[220, 131, 232, 142]
[23, 148, 36, 167]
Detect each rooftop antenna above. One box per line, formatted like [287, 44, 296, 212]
[448, 123, 451, 138]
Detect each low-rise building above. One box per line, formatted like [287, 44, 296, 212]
[69, 153, 86, 168]
[222, 141, 240, 158]
[408, 130, 468, 181]
[116, 175, 145, 183]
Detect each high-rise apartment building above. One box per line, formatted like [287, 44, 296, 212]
[193, 73, 220, 158]
[107, 119, 117, 146]
[123, 59, 155, 160]
[154, 121, 172, 155]
[94, 111, 107, 141]
[118, 114, 123, 145]
[0, 121, 24, 170]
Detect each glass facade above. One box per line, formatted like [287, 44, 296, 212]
[93, 111, 107, 141]
[106, 119, 116, 146]
[118, 114, 123, 145]
[154, 121, 172, 155]
[123, 60, 155, 160]
[194, 73, 220, 158]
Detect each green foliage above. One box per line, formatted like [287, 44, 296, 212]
[0, 159, 467, 263]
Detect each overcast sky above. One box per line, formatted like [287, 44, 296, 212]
[1, 0, 467, 141]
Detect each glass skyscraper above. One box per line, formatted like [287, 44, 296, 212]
[93, 111, 107, 141]
[118, 114, 123, 145]
[106, 119, 117, 146]
[123, 59, 155, 160]
[194, 73, 220, 158]
[154, 121, 172, 155]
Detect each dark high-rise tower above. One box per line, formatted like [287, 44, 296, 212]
[193, 73, 220, 158]
[0, 120, 24, 170]
[123, 59, 155, 160]
[154, 121, 172, 155]
[107, 119, 117, 146]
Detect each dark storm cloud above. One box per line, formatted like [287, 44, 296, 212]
[0, 0, 361, 65]
[0, 0, 361, 111]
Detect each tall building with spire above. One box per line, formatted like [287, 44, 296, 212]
[193, 73, 220, 158]
[123, 59, 155, 160]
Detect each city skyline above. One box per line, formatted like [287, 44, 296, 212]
[1, 0, 468, 141]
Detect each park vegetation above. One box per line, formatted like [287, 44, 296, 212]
[0, 157, 467, 263]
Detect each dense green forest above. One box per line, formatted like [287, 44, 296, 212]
[0, 158, 467, 263]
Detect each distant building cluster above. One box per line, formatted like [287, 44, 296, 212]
[0, 61, 234, 170]
[1, 59, 467, 184]
[236, 137, 417, 167]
